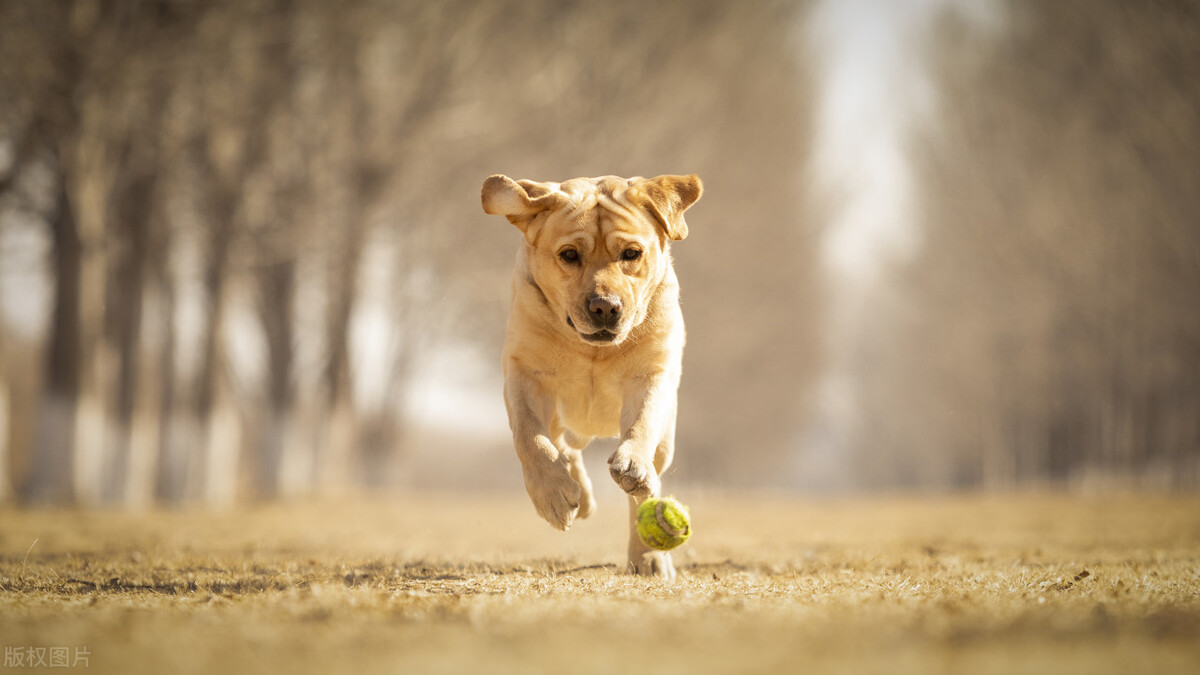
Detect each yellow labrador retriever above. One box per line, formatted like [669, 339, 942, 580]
[480, 173, 702, 579]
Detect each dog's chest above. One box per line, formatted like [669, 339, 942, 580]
[553, 364, 625, 439]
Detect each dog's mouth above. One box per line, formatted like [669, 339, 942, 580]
[566, 316, 620, 345]
[581, 330, 618, 344]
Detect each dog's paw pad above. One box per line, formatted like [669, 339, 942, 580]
[607, 452, 659, 498]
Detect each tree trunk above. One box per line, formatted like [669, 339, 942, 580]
[194, 214, 236, 504]
[0, 331, 10, 503]
[256, 257, 295, 499]
[25, 181, 81, 504]
[101, 171, 155, 503]
[315, 218, 365, 494]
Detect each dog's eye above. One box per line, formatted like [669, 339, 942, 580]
[559, 249, 580, 264]
[622, 248, 642, 261]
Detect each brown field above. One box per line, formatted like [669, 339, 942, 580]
[2, 491, 1199, 674]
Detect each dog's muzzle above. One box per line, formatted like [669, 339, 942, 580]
[567, 295, 624, 345]
[566, 316, 619, 344]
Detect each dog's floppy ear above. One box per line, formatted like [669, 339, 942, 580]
[631, 174, 703, 241]
[481, 174, 564, 231]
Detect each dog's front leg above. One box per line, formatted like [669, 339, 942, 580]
[505, 370, 581, 531]
[609, 372, 680, 579]
[608, 372, 678, 500]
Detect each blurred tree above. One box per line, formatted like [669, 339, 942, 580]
[868, 0, 1200, 489]
[1, 1, 94, 504]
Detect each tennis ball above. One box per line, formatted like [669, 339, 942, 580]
[636, 496, 692, 551]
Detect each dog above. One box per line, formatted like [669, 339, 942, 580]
[480, 173, 702, 579]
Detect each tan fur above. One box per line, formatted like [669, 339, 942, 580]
[481, 173, 702, 579]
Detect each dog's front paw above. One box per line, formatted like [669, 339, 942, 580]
[524, 461, 582, 531]
[629, 550, 675, 581]
[608, 449, 660, 499]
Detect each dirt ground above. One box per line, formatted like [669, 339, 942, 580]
[2, 490, 1199, 674]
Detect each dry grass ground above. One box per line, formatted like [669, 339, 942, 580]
[2, 491, 1199, 674]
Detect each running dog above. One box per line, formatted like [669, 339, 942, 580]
[481, 173, 702, 579]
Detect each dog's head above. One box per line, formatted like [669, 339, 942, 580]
[482, 174, 702, 347]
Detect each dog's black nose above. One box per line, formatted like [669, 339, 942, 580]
[588, 294, 622, 324]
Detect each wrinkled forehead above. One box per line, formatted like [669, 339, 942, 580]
[548, 176, 651, 235]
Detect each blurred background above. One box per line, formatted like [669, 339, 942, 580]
[0, 0, 1196, 507]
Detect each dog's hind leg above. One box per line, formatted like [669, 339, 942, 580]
[626, 494, 676, 580]
[562, 431, 596, 519]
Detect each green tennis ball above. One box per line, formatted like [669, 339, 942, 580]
[636, 496, 692, 551]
